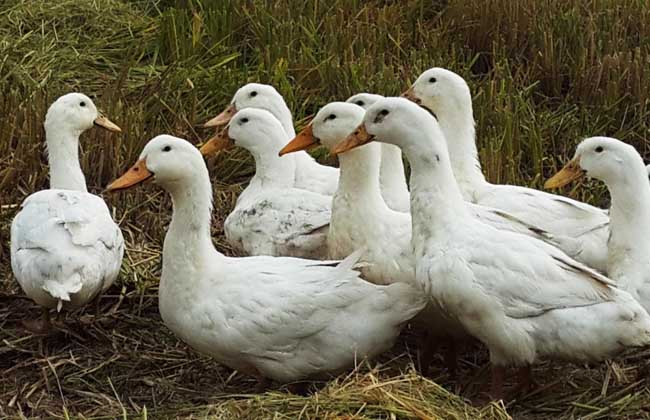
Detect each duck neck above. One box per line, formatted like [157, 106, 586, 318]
[45, 124, 87, 191]
[163, 167, 221, 277]
[379, 143, 409, 196]
[437, 105, 487, 200]
[336, 143, 387, 211]
[403, 141, 468, 254]
[606, 161, 650, 279]
[273, 103, 296, 138]
[248, 148, 296, 191]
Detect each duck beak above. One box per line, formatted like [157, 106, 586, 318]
[279, 124, 317, 156]
[94, 115, 122, 132]
[106, 159, 152, 192]
[544, 157, 584, 189]
[332, 123, 375, 155]
[204, 103, 236, 128]
[401, 87, 422, 105]
[200, 129, 233, 156]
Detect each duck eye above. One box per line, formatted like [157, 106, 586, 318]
[595, 146, 604, 153]
[163, 145, 171, 152]
[428, 77, 437, 83]
[240, 117, 249, 124]
[326, 114, 337, 121]
[379, 109, 389, 116]
[80, 101, 86, 107]
[355, 101, 364, 106]
[250, 91, 257, 97]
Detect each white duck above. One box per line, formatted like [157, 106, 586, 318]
[404, 67, 610, 273]
[346, 93, 410, 213]
[546, 137, 650, 312]
[106, 135, 426, 386]
[204, 83, 340, 196]
[10, 93, 124, 333]
[280, 102, 590, 374]
[200, 108, 331, 259]
[337, 97, 650, 399]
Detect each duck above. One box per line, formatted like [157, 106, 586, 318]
[204, 83, 340, 196]
[106, 134, 426, 386]
[200, 108, 331, 259]
[280, 101, 591, 375]
[346, 93, 410, 212]
[403, 67, 610, 273]
[335, 97, 650, 399]
[10, 93, 124, 333]
[546, 137, 650, 312]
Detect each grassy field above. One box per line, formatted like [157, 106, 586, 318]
[2, 0, 650, 418]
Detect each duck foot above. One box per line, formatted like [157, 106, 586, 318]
[22, 308, 52, 335]
[489, 365, 506, 401]
[444, 339, 458, 379]
[254, 376, 271, 393]
[286, 381, 310, 395]
[418, 332, 438, 376]
[511, 365, 538, 397]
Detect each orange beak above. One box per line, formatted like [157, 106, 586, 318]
[332, 124, 375, 155]
[93, 115, 122, 132]
[200, 129, 233, 156]
[278, 124, 318, 156]
[401, 87, 421, 105]
[204, 103, 237, 128]
[544, 157, 585, 189]
[105, 159, 152, 192]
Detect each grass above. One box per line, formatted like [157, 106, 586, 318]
[2, 0, 650, 418]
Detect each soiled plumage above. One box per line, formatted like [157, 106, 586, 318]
[203, 108, 331, 258]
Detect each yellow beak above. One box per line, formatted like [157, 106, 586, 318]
[93, 115, 122, 132]
[544, 157, 585, 189]
[204, 103, 237, 128]
[199, 129, 233, 156]
[332, 123, 375, 155]
[278, 124, 318, 156]
[106, 158, 152, 192]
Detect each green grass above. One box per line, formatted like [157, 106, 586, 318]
[2, 0, 650, 418]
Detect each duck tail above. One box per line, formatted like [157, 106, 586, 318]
[337, 247, 367, 272]
[42, 273, 83, 307]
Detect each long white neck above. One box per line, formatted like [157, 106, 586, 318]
[402, 140, 468, 257]
[606, 160, 650, 287]
[336, 142, 388, 212]
[248, 147, 296, 191]
[45, 124, 87, 191]
[272, 103, 296, 138]
[379, 143, 409, 200]
[437, 103, 487, 200]
[163, 168, 222, 279]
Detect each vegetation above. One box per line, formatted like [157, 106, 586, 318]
[1, 0, 650, 418]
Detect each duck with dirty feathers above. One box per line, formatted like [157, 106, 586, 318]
[11, 93, 124, 333]
[200, 108, 331, 259]
[335, 97, 650, 400]
[106, 134, 426, 387]
[547, 137, 650, 312]
[403, 68, 610, 273]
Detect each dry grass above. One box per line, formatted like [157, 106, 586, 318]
[3, 0, 650, 418]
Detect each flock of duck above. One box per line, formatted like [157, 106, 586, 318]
[10, 67, 650, 400]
